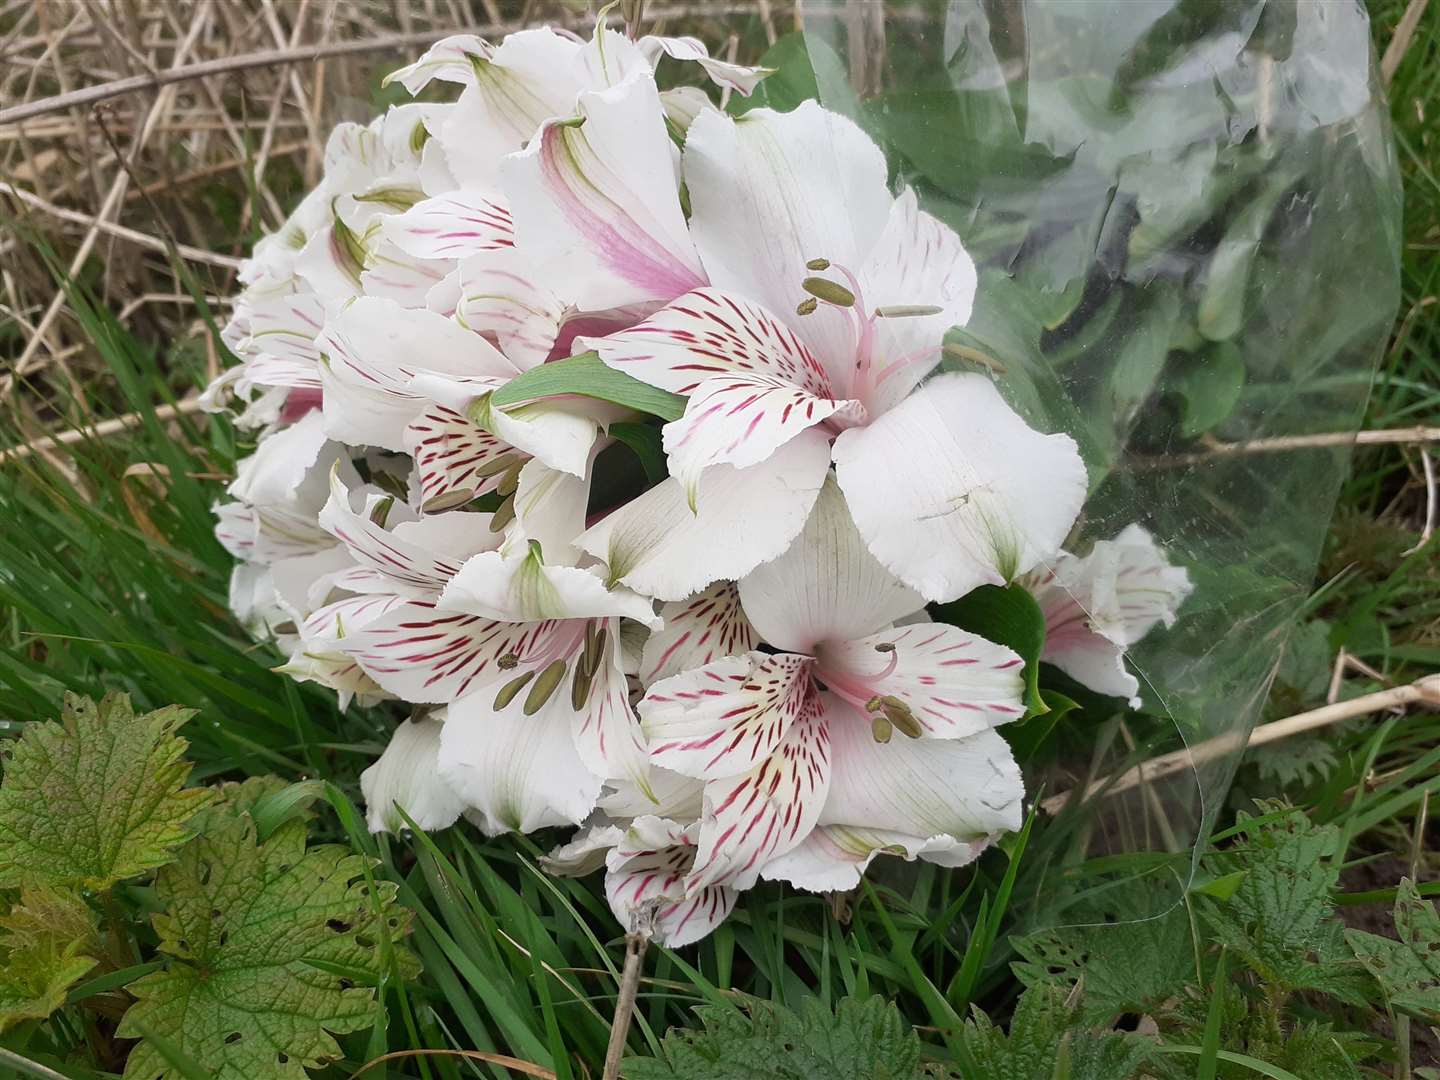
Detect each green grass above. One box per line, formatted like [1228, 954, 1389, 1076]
[1, 2, 1438, 1077]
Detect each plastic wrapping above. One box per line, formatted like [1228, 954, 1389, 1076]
[787, 0, 1401, 914]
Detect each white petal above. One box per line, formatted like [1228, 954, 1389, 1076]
[738, 476, 923, 653]
[1053, 524, 1193, 647]
[404, 404, 516, 512]
[438, 694, 603, 835]
[384, 191, 515, 261]
[360, 717, 467, 833]
[605, 818, 736, 946]
[503, 70, 704, 312]
[447, 250, 566, 370]
[857, 189, 978, 413]
[684, 102, 892, 368]
[360, 240, 452, 309]
[599, 767, 705, 820]
[318, 466, 496, 596]
[832, 373, 1087, 603]
[688, 698, 830, 892]
[578, 427, 831, 603]
[816, 624, 1025, 738]
[385, 34, 492, 94]
[639, 35, 770, 95]
[587, 288, 859, 494]
[659, 86, 714, 134]
[543, 819, 626, 877]
[570, 620, 653, 801]
[438, 550, 660, 626]
[227, 410, 329, 508]
[639, 582, 759, 686]
[761, 826, 987, 893]
[819, 698, 1023, 839]
[640, 651, 817, 780]
[505, 457, 590, 565]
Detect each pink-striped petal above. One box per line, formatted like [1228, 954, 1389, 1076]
[404, 404, 516, 512]
[761, 826, 989, 893]
[384, 191, 515, 261]
[641, 651, 818, 780]
[503, 70, 704, 312]
[816, 624, 1025, 739]
[639, 581, 759, 687]
[638, 35, 770, 95]
[384, 34, 493, 94]
[688, 697, 831, 892]
[604, 817, 736, 945]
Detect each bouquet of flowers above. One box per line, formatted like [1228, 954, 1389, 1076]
[206, 15, 1191, 946]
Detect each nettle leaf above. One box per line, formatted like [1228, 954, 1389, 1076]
[932, 584, 1048, 719]
[958, 984, 1153, 1080]
[0, 885, 101, 1033]
[623, 995, 922, 1080]
[1011, 880, 1194, 1023]
[1201, 808, 1367, 1000]
[117, 796, 418, 1080]
[0, 692, 215, 890]
[488, 351, 685, 421]
[1346, 878, 1440, 1023]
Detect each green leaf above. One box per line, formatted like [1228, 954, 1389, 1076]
[1200, 807, 1367, 1000]
[622, 995, 922, 1079]
[608, 421, 669, 485]
[1346, 878, 1440, 1022]
[932, 584, 1048, 719]
[117, 794, 419, 1080]
[728, 34, 852, 119]
[0, 885, 100, 1033]
[957, 984, 1152, 1080]
[0, 692, 216, 890]
[487, 352, 685, 421]
[1011, 880, 1193, 1023]
[1174, 341, 1245, 438]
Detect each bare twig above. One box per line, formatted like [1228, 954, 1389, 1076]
[1401, 449, 1436, 556]
[1381, 0, 1431, 85]
[603, 933, 650, 1080]
[0, 399, 206, 466]
[2, 183, 243, 269]
[1042, 676, 1440, 814]
[1129, 427, 1440, 470]
[348, 1049, 556, 1079]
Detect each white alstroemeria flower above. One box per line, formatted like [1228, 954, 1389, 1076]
[638, 581, 759, 686]
[318, 297, 603, 486]
[636, 480, 1027, 891]
[545, 815, 737, 946]
[1021, 524, 1193, 706]
[580, 103, 1087, 603]
[360, 716, 467, 833]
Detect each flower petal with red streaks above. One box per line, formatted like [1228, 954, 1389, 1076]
[639, 581, 758, 687]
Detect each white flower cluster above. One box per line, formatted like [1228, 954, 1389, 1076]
[209, 21, 1191, 946]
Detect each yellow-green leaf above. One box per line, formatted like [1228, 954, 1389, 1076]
[0, 886, 100, 1033]
[0, 692, 215, 891]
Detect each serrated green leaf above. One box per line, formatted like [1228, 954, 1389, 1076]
[0, 885, 101, 1032]
[0, 692, 215, 890]
[1011, 880, 1193, 1023]
[1200, 808, 1367, 1000]
[622, 995, 921, 1079]
[487, 352, 685, 421]
[958, 984, 1152, 1080]
[932, 584, 1048, 720]
[117, 798, 419, 1080]
[1346, 878, 1440, 1022]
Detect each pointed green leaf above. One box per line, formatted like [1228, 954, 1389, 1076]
[0, 886, 100, 1033]
[0, 692, 215, 890]
[1346, 878, 1440, 1022]
[488, 352, 686, 421]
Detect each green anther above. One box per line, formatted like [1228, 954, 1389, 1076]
[497, 652, 520, 670]
[422, 488, 475, 513]
[874, 642, 896, 653]
[875, 304, 944, 318]
[570, 663, 596, 711]
[581, 624, 609, 679]
[489, 495, 516, 533]
[475, 452, 521, 478]
[805, 257, 831, 271]
[528, 539, 544, 563]
[409, 121, 430, 155]
[795, 297, 819, 317]
[497, 462, 522, 497]
[871, 715, 894, 744]
[942, 342, 1007, 375]
[883, 699, 923, 739]
[801, 276, 855, 307]
[330, 208, 368, 282]
[492, 670, 535, 710]
[524, 660, 569, 715]
[369, 495, 395, 527]
[353, 185, 425, 210]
